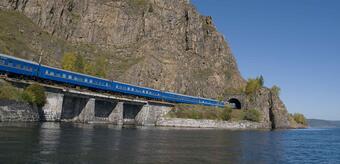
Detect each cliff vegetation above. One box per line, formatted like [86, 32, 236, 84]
[167, 104, 261, 123]
[0, 80, 46, 107]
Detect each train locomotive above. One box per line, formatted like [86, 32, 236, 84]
[0, 53, 225, 107]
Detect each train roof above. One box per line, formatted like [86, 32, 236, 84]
[0, 53, 39, 65]
[163, 91, 218, 101]
[42, 65, 163, 92]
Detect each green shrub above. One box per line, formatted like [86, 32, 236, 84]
[0, 81, 23, 101]
[61, 52, 81, 72]
[245, 76, 264, 95]
[292, 113, 308, 125]
[62, 52, 108, 78]
[231, 110, 246, 121]
[22, 84, 46, 107]
[271, 85, 281, 96]
[244, 109, 261, 122]
[167, 104, 232, 121]
[221, 107, 232, 121]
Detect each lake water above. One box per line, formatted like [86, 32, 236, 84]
[0, 122, 339, 164]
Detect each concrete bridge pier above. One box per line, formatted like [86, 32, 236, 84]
[77, 98, 95, 123]
[108, 102, 124, 125]
[41, 92, 64, 121]
[135, 104, 151, 126]
[135, 104, 173, 126]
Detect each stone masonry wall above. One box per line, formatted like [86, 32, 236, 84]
[0, 99, 40, 122]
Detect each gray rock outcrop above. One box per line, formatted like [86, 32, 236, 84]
[242, 88, 291, 129]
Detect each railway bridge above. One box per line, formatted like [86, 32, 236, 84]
[0, 53, 235, 125]
[6, 78, 173, 126]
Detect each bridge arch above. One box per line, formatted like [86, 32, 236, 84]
[228, 98, 242, 109]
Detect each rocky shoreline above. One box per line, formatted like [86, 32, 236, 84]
[0, 99, 306, 130]
[156, 117, 267, 130]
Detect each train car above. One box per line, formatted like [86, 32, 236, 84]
[0, 53, 39, 77]
[38, 65, 166, 101]
[0, 53, 225, 107]
[38, 65, 112, 91]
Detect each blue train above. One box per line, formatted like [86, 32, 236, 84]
[0, 53, 225, 107]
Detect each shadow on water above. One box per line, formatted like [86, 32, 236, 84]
[0, 122, 340, 163]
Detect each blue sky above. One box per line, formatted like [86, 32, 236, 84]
[192, 0, 340, 120]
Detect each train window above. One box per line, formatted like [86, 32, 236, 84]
[74, 77, 78, 80]
[0, 59, 4, 65]
[27, 66, 32, 71]
[89, 79, 93, 83]
[84, 78, 88, 82]
[8, 62, 13, 67]
[68, 75, 72, 79]
[45, 70, 49, 74]
[56, 73, 61, 77]
[50, 72, 55, 76]
[62, 74, 66, 78]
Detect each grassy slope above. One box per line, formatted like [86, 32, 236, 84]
[0, 10, 144, 78]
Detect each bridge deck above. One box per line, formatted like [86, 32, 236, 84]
[2, 77, 175, 106]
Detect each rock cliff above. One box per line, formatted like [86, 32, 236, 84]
[242, 88, 291, 129]
[0, 0, 245, 98]
[0, 0, 296, 129]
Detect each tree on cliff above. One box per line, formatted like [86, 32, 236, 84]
[61, 52, 85, 73]
[62, 52, 107, 78]
[245, 76, 264, 95]
[22, 84, 46, 107]
[84, 56, 108, 78]
[271, 85, 281, 96]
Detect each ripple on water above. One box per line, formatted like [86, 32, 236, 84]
[0, 123, 339, 163]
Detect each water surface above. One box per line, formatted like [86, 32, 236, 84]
[0, 122, 339, 163]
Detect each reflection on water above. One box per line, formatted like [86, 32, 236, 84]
[0, 123, 340, 163]
[38, 123, 60, 158]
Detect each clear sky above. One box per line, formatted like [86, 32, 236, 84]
[192, 0, 340, 120]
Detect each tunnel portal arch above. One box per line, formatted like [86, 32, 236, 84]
[228, 98, 242, 109]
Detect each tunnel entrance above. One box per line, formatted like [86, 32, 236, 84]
[228, 98, 242, 109]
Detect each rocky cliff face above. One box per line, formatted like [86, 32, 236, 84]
[0, 0, 298, 129]
[0, 0, 245, 98]
[242, 88, 291, 129]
